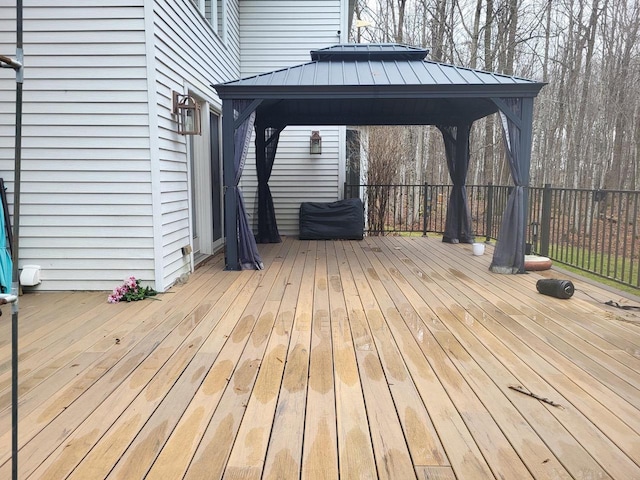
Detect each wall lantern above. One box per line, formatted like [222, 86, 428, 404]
[310, 130, 322, 155]
[172, 91, 202, 135]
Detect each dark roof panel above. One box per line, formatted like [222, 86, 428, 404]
[311, 43, 428, 61]
[329, 61, 344, 84]
[382, 61, 409, 84]
[219, 55, 541, 89]
[214, 44, 546, 127]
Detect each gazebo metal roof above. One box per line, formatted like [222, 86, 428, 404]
[214, 44, 545, 127]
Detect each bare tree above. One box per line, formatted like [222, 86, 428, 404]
[361, 126, 403, 234]
[350, 0, 640, 194]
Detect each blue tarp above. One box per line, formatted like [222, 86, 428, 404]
[0, 194, 12, 293]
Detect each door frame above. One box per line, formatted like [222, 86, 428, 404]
[185, 85, 225, 268]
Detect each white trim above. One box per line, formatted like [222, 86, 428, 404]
[183, 82, 222, 264]
[192, 0, 227, 44]
[340, 0, 348, 43]
[192, 102, 213, 254]
[218, 0, 228, 43]
[143, 0, 165, 291]
[208, 94, 223, 113]
[209, 106, 225, 253]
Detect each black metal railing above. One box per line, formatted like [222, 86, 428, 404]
[345, 182, 640, 290]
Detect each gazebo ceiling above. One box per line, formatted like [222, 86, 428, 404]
[214, 44, 546, 128]
[255, 96, 500, 127]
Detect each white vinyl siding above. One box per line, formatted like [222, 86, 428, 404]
[0, 0, 241, 291]
[151, 0, 240, 289]
[0, 1, 154, 291]
[239, 1, 343, 74]
[241, 129, 341, 235]
[239, 0, 346, 236]
[0, 0, 342, 290]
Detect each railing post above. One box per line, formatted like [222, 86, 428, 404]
[485, 182, 493, 243]
[422, 182, 428, 236]
[540, 183, 552, 256]
[343, 182, 347, 199]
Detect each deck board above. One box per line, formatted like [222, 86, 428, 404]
[300, 240, 339, 480]
[1, 236, 640, 479]
[390, 237, 640, 478]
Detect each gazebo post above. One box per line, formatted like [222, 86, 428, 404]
[520, 96, 534, 259]
[222, 99, 239, 270]
[455, 122, 473, 243]
[255, 121, 266, 239]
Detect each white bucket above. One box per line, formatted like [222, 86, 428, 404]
[472, 243, 485, 256]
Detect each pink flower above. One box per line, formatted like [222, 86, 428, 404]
[107, 276, 156, 303]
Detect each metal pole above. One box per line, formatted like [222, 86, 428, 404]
[485, 182, 494, 243]
[540, 183, 552, 257]
[422, 182, 428, 236]
[12, 2, 24, 479]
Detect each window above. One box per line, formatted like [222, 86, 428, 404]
[193, 0, 226, 38]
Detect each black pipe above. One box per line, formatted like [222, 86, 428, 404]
[12, 1, 23, 479]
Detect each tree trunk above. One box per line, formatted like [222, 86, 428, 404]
[396, 0, 407, 43]
[469, 0, 483, 69]
[483, 0, 495, 184]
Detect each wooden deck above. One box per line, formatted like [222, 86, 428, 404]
[1, 236, 640, 479]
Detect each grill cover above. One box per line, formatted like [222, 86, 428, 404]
[299, 198, 364, 240]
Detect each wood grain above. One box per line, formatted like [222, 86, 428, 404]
[2, 237, 639, 479]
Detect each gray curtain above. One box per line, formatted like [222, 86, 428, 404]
[490, 98, 525, 274]
[438, 124, 474, 244]
[233, 99, 263, 270]
[256, 126, 282, 243]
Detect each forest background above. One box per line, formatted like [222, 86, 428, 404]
[348, 0, 640, 191]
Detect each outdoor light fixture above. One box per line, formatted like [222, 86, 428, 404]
[172, 91, 202, 135]
[310, 131, 322, 154]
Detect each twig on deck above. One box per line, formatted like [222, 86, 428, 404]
[509, 385, 563, 409]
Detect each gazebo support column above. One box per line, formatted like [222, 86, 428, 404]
[439, 123, 474, 244]
[222, 100, 239, 270]
[222, 98, 263, 271]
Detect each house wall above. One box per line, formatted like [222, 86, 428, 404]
[238, 0, 347, 235]
[0, 0, 344, 290]
[149, 0, 241, 290]
[0, 0, 241, 291]
[0, 1, 155, 291]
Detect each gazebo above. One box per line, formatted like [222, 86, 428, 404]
[213, 44, 545, 274]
